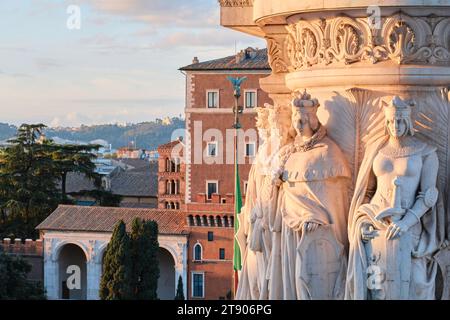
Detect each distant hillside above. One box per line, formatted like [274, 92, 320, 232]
[0, 118, 185, 150]
[0, 123, 18, 142]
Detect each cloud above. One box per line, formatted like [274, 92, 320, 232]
[34, 58, 62, 70]
[156, 29, 265, 49]
[79, 0, 218, 28]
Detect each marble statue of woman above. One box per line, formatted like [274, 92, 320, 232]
[236, 103, 293, 300]
[236, 106, 271, 300]
[346, 96, 445, 300]
[269, 90, 351, 300]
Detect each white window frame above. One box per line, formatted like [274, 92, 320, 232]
[245, 142, 256, 157]
[244, 89, 257, 108]
[207, 141, 218, 157]
[206, 90, 219, 108]
[191, 272, 205, 298]
[206, 180, 219, 200]
[193, 242, 203, 261]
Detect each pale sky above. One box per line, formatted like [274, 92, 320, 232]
[0, 0, 265, 127]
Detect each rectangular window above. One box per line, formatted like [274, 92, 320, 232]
[206, 181, 218, 200]
[208, 231, 214, 241]
[207, 91, 218, 108]
[207, 142, 217, 157]
[192, 273, 204, 298]
[207, 142, 218, 157]
[245, 90, 256, 108]
[219, 248, 225, 260]
[245, 143, 255, 157]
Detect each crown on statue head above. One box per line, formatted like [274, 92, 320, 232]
[291, 89, 320, 114]
[384, 96, 414, 119]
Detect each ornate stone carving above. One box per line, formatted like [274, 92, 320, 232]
[265, 91, 351, 300]
[346, 96, 444, 300]
[218, 0, 253, 7]
[266, 37, 288, 73]
[286, 13, 450, 69]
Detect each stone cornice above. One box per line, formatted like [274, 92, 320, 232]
[218, 0, 253, 7]
[283, 13, 450, 70]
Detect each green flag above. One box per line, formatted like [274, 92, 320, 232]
[233, 161, 242, 272]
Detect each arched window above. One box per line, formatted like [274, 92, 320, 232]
[193, 243, 202, 261]
[166, 180, 170, 194]
[175, 180, 180, 195]
[175, 202, 180, 210]
[165, 202, 170, 209]
[165, 158, 170, 172]
[171, 180, 176, 194]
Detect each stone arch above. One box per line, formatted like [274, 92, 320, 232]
[56, 242, 88, 300]
[157, 247, 176, 300]
[208, 215, 215, 227]
[216, 215, 223, 227]
[54, 240, 90, 262]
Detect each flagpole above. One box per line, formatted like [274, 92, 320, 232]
[227, 76, 246, 299]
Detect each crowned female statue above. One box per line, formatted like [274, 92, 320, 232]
[268, 91, 351, 300]
[346, 96, 444, 300]
[236, 103, 293, 300]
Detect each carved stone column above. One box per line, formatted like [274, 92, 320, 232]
[43, 238, 59, 300]
[220, 0, 450, 299]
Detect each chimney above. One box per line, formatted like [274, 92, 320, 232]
[192, 56, 199, 64]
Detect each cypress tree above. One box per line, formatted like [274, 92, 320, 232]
[175, 275, 184, 300]
[99, 220, 132, 300]
[134, 220, 160, 300]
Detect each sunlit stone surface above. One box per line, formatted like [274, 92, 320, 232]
[220, 0, 450, 300]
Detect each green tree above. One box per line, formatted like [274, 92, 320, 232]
[50, 143, 101, 202]
[129, 218, 160, 300]
[0, 124, 104, 238]
[0, 249, 46, 300]
[99, 220, 132, 300]
[0, 124, 60, 238]
[175, 275, 185, 300]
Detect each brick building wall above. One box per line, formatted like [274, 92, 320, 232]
[177, 48, 271, 300]
[186, 214, 234, 300]
[157, 140, 185, 210]
[0, 238, 44, 283]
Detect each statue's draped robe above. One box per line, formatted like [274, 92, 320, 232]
[345, 136, 446, 300]
[236, 142, 276, 299]
[268, 136, 351, 300]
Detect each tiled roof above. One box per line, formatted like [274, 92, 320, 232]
[115, 159, 151, 171]
[65, 172, 97, 193]
[179, 48, 270, 71]
[36, 205, 188, 235]
[65, 162, 158, 197]
[110, 169, 157, 197]
[157, 140, 182, 151]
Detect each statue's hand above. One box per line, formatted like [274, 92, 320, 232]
[303, 221, 321, 233]
[361, 223, 379, 242]
[386, 220, 410, 240]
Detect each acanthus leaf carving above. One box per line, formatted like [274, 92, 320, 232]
[285, 13, 450, 69]
[266, 37, 288, 73]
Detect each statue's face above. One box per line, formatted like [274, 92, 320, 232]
[292, 110, 319, 137]
[387, 117, 408, 138]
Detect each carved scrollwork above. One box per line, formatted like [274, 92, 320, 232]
[266, 37, 288, 73]
[285, 13, 450, 69]
[286, 20, 322, 70]
[218, 0, 253, 7]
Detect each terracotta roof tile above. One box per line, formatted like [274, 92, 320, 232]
[36, 205, 188, 235]
[179, 48, 270, 71]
